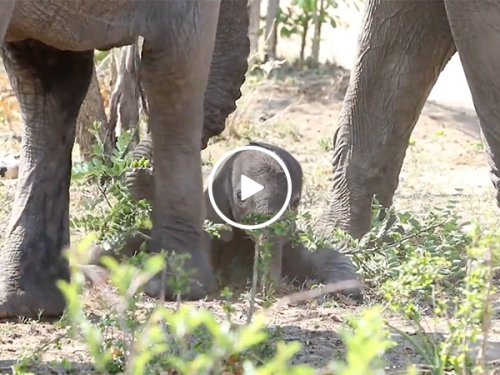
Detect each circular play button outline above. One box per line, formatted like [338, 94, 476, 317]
[207, 145, 292, 230]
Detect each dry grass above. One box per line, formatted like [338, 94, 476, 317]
[0, 62, 500, 374]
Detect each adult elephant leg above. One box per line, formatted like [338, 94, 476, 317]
[444, 1, 500, 207]
[319, 0, 456, 239]
[126, 0, 250, 188]
[0, 41, 93, 318]
[140, 1, 220, 300]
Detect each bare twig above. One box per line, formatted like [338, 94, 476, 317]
[247, 233, 263, 324]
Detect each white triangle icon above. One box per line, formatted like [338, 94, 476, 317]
[240, 174, 264, 201]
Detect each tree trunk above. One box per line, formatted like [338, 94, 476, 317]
[299, 16, 310, 64]
[108, 42, 144, 153]
[248, 0, 262, 65]
[264, 0, 279, 61]
[272, 13, 278, 56]
[75, 64, 112, 162]
[310, 0, 324, 67]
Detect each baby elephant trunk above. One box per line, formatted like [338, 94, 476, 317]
[261, 214, 294, 290]
[254, 196, 295, 290]
[262, 233, 286, 289]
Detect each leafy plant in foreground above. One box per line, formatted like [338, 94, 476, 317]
[71, 127, 153, 252]
[57, 232, 407, 374]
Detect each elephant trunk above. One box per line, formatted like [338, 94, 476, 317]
[202, 0, 250, 148]
[323, 171, 373, 239]
[260, 211, 295, 289]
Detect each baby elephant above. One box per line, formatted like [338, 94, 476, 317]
[125, 138, 303, 289]
[205, 141, 304, 288]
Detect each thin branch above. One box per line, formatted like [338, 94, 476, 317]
[343, 219, 448, 255]
[247, 233, 262, 324]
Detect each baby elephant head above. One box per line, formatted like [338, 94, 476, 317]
[230, 149, 301, 221]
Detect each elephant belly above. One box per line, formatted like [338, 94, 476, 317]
[5, 0, 143, 50]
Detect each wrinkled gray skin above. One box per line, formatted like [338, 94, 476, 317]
[320, 0, 500, 240]
[84, 228, 364, 303]
[0, 0, 250, 318]
[126, 139, 304, 289]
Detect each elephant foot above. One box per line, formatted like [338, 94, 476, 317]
[84, 230, 217, 300]
[143, 252, 217, 300]
[323, 276, 364, 304]
[0, 234, 71, 320]
[333, 283, 364, 304]
[0, 282, 67, 320]
[143, 272, 216, 301]
[145, 231, 217, 301]
[313, 249, 364, 304]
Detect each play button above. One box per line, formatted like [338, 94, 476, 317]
[207, 145, 292, 231]
[240, 175, 264, 201]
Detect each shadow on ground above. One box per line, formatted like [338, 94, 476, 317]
[423, 100, 480, 140]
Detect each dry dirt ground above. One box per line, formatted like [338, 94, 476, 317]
[0, 61, 500, 374]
